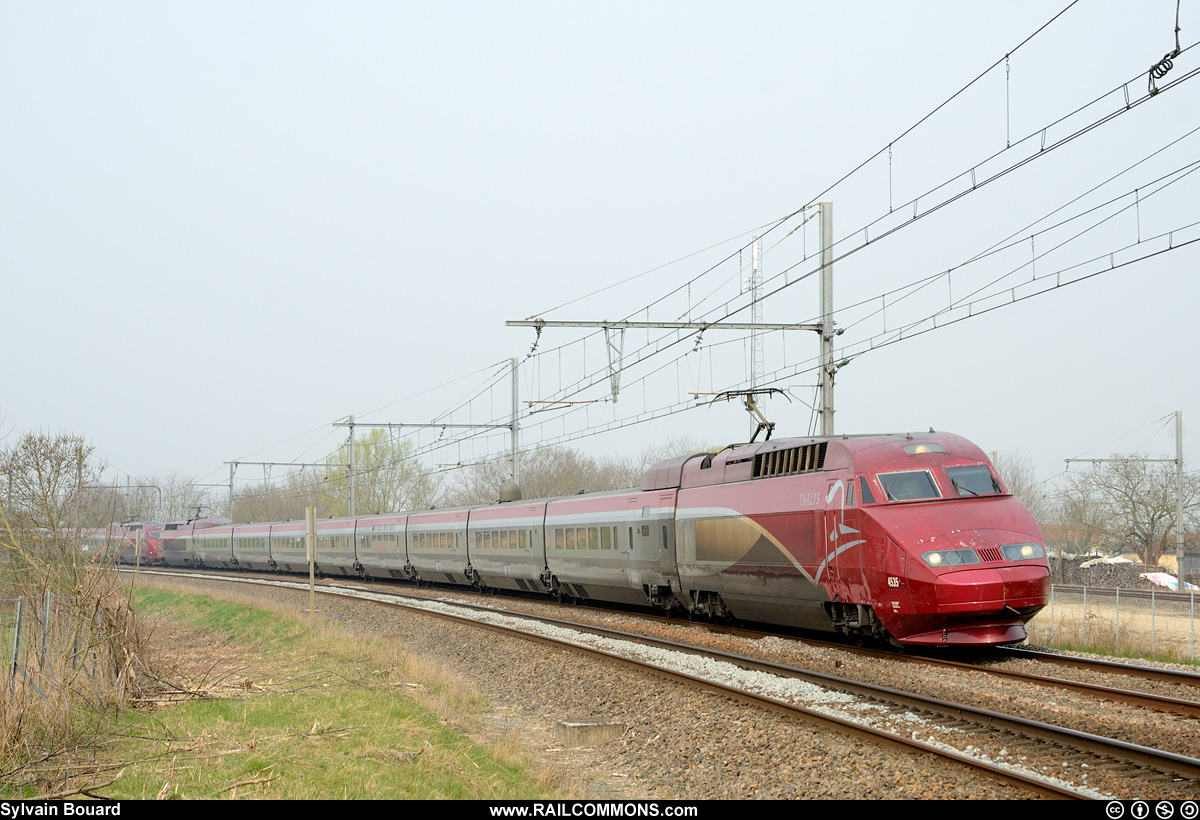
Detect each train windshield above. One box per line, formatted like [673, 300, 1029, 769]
[946, 465, 1003, 497]
[877, 470, 941, 501]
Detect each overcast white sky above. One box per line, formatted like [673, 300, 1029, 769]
[2, 1, 1196, 503]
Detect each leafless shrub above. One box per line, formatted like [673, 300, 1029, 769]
[0, 433, 165, 794]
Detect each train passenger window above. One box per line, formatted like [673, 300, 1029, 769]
[945, 465, 1002, 497]
[588, 527, 599, 549]
[877, 470, 941, 501]
[555, 528, 565, 549]
[500, 530, 509, 550]
[846, 483, 856, 506]
[859, 476, 877, 504]
[565, 529, 575, 549]
[601, 527, 611, 550]
[519, 530, 527, 549]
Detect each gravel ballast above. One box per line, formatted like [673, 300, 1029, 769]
[138, 573, 1052, 800]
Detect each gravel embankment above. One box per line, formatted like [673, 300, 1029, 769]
[140, 573, 1041, 800]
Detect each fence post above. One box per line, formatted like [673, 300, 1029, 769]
[9, 599, 22, 692]
[1049, 584, 1055, 646]
[1083, 585, 1088, 647]
[1115, 587, 1120, 654]
[41, 590, 50, 672]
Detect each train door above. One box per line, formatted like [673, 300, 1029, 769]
[823, 478, 863, 599]
[626, 497, 647, 588]
[880, 537, 913, 616]
[657, 491, 677, 580]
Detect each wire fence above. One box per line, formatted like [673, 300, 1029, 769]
[0, 591, 130, 704]
[1026, 585, 1198, 663]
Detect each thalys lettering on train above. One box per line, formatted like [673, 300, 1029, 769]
[89, 432, 1050, 648]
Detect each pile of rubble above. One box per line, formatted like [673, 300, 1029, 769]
[1048, 555, 1159, 588]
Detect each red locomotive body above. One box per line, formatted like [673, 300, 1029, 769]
[78, 521, 163, 564]
[670, 432, 1049, 645]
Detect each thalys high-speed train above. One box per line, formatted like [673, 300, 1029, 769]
[79, 521, 164, 564]
[154, 431, 1049, 647]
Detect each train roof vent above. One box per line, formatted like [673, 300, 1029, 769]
[753, 442, 827, 479]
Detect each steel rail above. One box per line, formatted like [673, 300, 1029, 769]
[131, 565, 1200, 715]
[350, 587, 1200, 784]
[769, 637, 1200, 719]
[998, 645, 1200, 686]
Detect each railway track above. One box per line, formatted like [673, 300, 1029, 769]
[125, 566, 1200, 799]
[125, 565, 1200, 713]
[545, 602, 1200, 716]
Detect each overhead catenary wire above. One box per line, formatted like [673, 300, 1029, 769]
[513, 48, 1200, 419]
[210, 4, 1198, 493]
[342, 154, 1200, 491]
[223, 216, 1198, 510]
[403, 9, 1191, 437]
[510, 3, 1095, 391]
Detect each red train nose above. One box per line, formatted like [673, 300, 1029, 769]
[933, 564, 1050, 613]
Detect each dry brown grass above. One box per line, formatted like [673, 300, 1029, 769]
[0, 519, 174, 797]
[1027, 597, 1199, 663]
[101, 578, 578, 799]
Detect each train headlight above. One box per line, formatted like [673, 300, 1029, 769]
[1001, 542, 1045, 561]
[921, 549, 980, 567]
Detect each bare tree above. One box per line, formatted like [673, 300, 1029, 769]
[0, 432, 106, 532]
[1062, 454, 1200, 571]
[1043, 477, 1115, 581]
[231, 468, 321, 523]
[226, 432, 441, 522]
[992, 450, 1051, 527]
[442, 437, 715, 507]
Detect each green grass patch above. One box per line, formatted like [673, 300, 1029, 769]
[98, 587, 560, 799]
[1035, 638, 1200, 667]
[134, 586, 305, 646]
